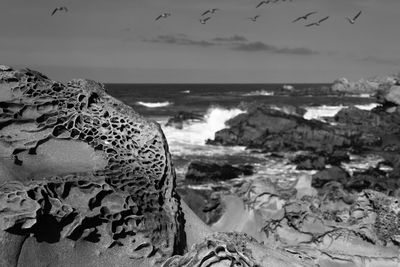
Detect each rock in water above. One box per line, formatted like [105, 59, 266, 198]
[0, 66, 185, 266]
[165, 111, 204, 129]
[185, 161, 254, 183]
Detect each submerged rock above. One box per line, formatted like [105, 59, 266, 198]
[185, 161, 254, 183]
[0, 66, 185, 266]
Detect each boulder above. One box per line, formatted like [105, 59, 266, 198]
[291, 152, 326, 170]
[185, 161, 254, 183]
[380, 85, 400, 106]
[312, 166, 350, 188]
[0, 66, 185, 266]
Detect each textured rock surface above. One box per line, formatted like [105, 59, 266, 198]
[226, 174, 400, 266]
[207, 105, 354, 156]
[331, 74, 399, 95]
[0, 66, 185, 266]
[162, 232, 314, 267]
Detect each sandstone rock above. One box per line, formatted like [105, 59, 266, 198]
[0, 67, 185, 266]
[162, 232, 315, 267]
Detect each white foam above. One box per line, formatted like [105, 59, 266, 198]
[136, 101, 172, 108]
[303, 103, 379, 121]
[354, 103, 380, 110]
[303, 105, 346, 121]
[162, 107, 245, 146]
[243, 90, 274, 96]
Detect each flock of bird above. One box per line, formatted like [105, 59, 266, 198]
[152, 1, 362, 27]
[50, 2, 363, 27]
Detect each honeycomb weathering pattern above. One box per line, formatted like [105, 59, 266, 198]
[162, 232, 313, 267]
[0, 66, 185, 265]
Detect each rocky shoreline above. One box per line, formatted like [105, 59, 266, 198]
[1, 65, 400, 266]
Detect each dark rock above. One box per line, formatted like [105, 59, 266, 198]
[165, 111, 203, 129]
[312, 167, 350, 188]
[208, 105, 353, 153]
[326, 150, 350, 165]
[345, 168, 393, 193]
[185, 161, 254, 183]
[291, 152, 326, 170]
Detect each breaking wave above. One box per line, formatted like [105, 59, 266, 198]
[136, 101, 172, 108]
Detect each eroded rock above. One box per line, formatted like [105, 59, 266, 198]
[0, 66, 185, 266]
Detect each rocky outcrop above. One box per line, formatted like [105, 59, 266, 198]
[185, 161, 253, 183]
[207, 106, 355, 164]
[331, 74, 399, 95]
[165, 111, 204, 129]
[0, 66, 185, 266]
[378, 85, 400, 106]
[162, 232, 315, 267]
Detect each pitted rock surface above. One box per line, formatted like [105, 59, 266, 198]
[0, 66, 184, 266]
[162, 232, 314, 267]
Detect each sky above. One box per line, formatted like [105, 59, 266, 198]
[1, 0, 400, 83]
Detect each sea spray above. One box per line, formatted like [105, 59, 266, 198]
[163, 106, 245, 146]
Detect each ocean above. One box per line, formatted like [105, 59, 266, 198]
[106, 83, 380, 189]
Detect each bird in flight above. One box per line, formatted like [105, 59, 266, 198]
[155, 13, 171, 21]
[292, 11, 317, 23]
[305, 16, 329, 27]
[346, 11, 362, 24]
[202, 8, 219, 16]
[199, 17, 211, 24]
[248, 15, 260, 22]
[256, 1, 270, 8]
[51, 6, 68, 16]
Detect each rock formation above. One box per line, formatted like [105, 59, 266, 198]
[0, 66, 185, 266]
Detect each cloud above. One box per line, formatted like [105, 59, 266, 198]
[143, 34, 317, 55]
[362, 56, 400, 66]
[212, 35, 248, 42]
[233, 41, 317, 55]
[143, 34, 215, 47]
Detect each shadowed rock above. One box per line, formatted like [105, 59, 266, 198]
[185, 161, 254, 183]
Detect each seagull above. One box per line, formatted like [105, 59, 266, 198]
[305, 16, 329, 27]
[256, 1, 270, 8]
[199, 17, 211, 24]
[292, 11, 317, 23]
[202, 8, 219, 16]
[155, 13, 171, 21]
[248, 15, 260, 22]
[346, 10, 362, 24]
[51, 6, 68, 16]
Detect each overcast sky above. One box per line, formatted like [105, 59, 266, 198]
[1, 0, 399, 83]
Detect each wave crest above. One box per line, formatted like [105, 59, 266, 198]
[243, 90, 274, 96]
[303, 103, 379, 121]
[136, 101, 172, 108]
[163, 107, 245, 146]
